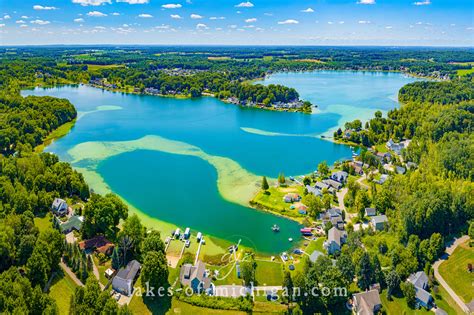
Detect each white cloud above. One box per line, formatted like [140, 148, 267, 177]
[16, 20, 26, 24]
[301, 8, 314, 13]
[33, 5, 57, 10]
[338, 21, 345, 24]
[358, 20, 371, 24]
[245, 18, 257, 23]
[264, 12, 273, 16]
[30, 19, 50, 25]
[385, 26, 393, 29]
[210, 16, 225, 20]
[190, 14, 203, 19]
[117, 0, 149, 3]
[74, 18, 84, 22]
[170, 14, 182, 19]
[235, 1, 254, 8]
[95, 26, 106, 29]
[20, 24, 28, 28]
[278, 19, 299, 25]
[413, 0, 430, 5]
[357, 0, 375, 4]
[87, 11, 107, 17]
[162, 3, 182, 9]
[21, 16, 29, 19]
[3, 15, 11, 20]
[138, 14, 153, 18]
[0, 24, 5, 27]
[155, 24, 170, 29]
[72, 0, 111, 6]
[327, 21, 333, 25]
[111, 12, 120, 16]
[196, 23, 208, 29]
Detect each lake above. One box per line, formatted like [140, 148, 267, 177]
[23, 70, 418, 253]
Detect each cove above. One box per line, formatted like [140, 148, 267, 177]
[22, 70, 419, 253]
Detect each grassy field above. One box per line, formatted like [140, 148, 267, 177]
[48, 270, 78, 314]
[92, 255, 111, 286]
[35, 119, 76, 153]
[432, 284, 465, 315]
[250, 185, 306, 219]
[456, 67, 474, 76]
[34, 212, 54, 233]
[304, 237, 325, 254]
[380, 290, 431, 315]
[255, 260, 284, 286]
[86, 64, 124, 71]
[362, 232, 399, 267]
[438, 240, 474, 303]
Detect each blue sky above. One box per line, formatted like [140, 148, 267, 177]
[0, 0, 473, 46]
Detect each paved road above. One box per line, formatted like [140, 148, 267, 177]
[60, 261, 84, 287]
[433, 235, 471, 314]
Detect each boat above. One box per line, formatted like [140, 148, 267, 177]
[271, 224, 280, 232]
[300, 228, 313, 236]
[288, 238, 293, 242]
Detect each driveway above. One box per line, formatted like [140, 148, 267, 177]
[433, 235, 471, 314]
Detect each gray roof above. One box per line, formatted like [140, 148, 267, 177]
[315, 181, 329, 191]
[408, 271, 429, 290]
[365, 208, 377, 216]
[116, 260, 141, 281]
[323, 179, 342, 189]
[309, 250, 324, 263]
[371, 215, 388, 225]
[415, 287, 432, 305]
[353, 289, 382, 314]
[327, 227, 346, 246]
[306, 185, 322, 197]
[179, 260, 211, 290]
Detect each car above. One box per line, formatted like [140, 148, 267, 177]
[288, 264, 295, 271]
[185, 240, 190, 247]
[114, 293, 121, 301]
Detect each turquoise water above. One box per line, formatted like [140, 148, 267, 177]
[23, 71, 418, 253]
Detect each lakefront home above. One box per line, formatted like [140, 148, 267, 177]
[112, 260, 141, 296]
[330, 170, 349, 183]
[179, 260, 213, 294]
[283, 193, 301, 203]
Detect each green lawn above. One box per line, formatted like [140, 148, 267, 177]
[432, 284, 465, 315]
[92, 255, 111, 287]
[48, 270, 78, 314]
[35, 119, 76, 153]
[87, 64, 124, 71]
[34, 213, 54, 233]
[380, 290, 431, 315]
[362, 232, 399, 267]
[438, 240, 474, 303]
[250, 186, 306, 220]
[457, 67, 474, 76]
[255, 260, 284, 286]
[304, 237, 325, 254]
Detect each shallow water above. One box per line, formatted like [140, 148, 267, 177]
[23, 71, 418, 253]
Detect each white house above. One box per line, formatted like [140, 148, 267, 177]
[323, 227, 347, 255]
[112, 260, 141, 296]
[51, 198, 68, 216]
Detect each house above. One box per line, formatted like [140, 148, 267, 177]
[52, 198, 68, 216]
[298, 205, 308, 215]
[57, 215, 84, 234]
[406, 162, 417, 170]
[306, 185, 322, 197]
[79, 235, 115, 255]
[320, 208, 344, 229]
[365, 208, 377, 217]
[283, 193, 301, 203]
[179, 260, 213, 294]
[407, 271, 433, 309]
[352, 289, 382, 315]
[375, 174, 389, 185]
[314, 181, 330, 191]
[323, 227, 347, 255]
[323, 179, 343, 190]
[330, 171, 348, 183]
[396, 165, 406, 174]
[112, 260, 141, 296]
[375, 151, 391, 162]
[350, 162, 364, 175]
[370, 215, 388, 231]
[386, 138, 411, 155]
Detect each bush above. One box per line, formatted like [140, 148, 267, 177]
[176, 291, 253, 312]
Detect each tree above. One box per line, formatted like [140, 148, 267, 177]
[240, 255, 257, 286]
[401, 282, 416, 308]
[336, 252, 355, 284]
[141, 230, 165, 254]
[317, 161, 330, 178]
[141, 251, 169, 291]
[119, 214, 145, 257]
[277, 173, 286, 186]
[261, 176, 269, 191]
[357, 252, 373, 291]
[303, 194, 323, 218]
[385, 270, 401, 300]
[118, 235, 134, 267]
[355, 190, 371, 220]
[282, 271, 293, 310]
[111, 247, 120, 270]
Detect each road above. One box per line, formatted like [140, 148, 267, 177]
[433, 235, 471, 314]
[90, 255, 105, 290]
